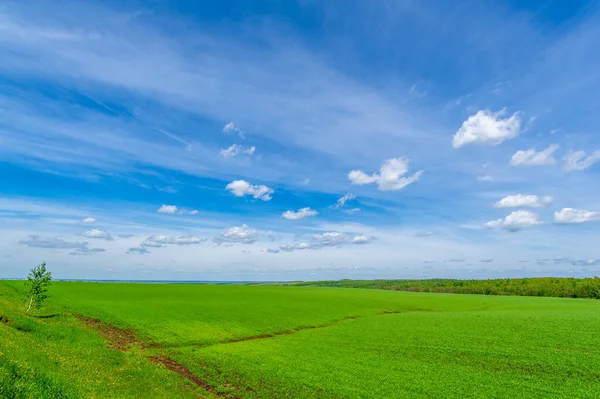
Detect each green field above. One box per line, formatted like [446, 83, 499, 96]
[2, 281, 600, 398]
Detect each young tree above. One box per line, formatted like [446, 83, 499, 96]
[24, 262, 52, 315]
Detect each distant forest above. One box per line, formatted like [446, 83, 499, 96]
[290, 278, 600, 299]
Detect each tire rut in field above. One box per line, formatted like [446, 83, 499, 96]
[148, 355, 242, 398]
[74, 314, 152, 351]
[198, 309, 407, 348]
[75, 313, 244, 397]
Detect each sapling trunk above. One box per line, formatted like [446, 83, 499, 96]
[25, 296, 33, 315]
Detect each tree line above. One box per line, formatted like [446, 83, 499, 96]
[291, 277, 600, 299]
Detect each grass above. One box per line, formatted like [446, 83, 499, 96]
[2, 280, 600, 398]
[0, 282, 211, 398]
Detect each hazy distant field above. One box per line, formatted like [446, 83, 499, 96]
[2, 281, 600, 398]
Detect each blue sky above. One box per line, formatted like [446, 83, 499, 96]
[1, 0, 600, 280]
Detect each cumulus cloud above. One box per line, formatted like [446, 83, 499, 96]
[282, 207, 319, 220]
[157, 205, 198, 215]
[222, 121, 245, 139]
[81, 217, 96, 224]
[220, 144, 256, 158]
[348, 158, 422, 191]
[511, 144, 559, 166]
[563, 150, 600, 171]
[19, 235, 104, 255]
[351, 235, 373, 244]
[127, 247, 150, 255]
[141, 235, 207, 248]
[279, 242, 312, 252]
[82, 229, 113, 240]
[452, 109, 521, 148]
[348, 170, 379, 185]
[158, 205, 178, 214]
[484, 210, 542, 231]
[312, 232, 350, 246]
[332, 193, 356, 209]
[494, 194, 553, 208]
[214, 224, 257, 244]
[226, 180, 273, 201]
[554, 208, 600, 224]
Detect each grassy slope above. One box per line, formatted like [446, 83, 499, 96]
[3, 281, 600, 398]
[0, 282, 211, 398]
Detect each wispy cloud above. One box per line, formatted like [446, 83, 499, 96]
[563, 150, 600, 171]
[220, 144, 256, 158]
[511, 144, 559, 166]
[331, 193, 356, 209]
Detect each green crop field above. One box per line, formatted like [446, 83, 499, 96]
[2, 280, 600, 398]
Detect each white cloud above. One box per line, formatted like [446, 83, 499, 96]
[484, 210, 542, 231]
[220, 144, 256, 158]
[312, 232, 350, 246]
[157, 205, 198, 215]
[511, 144, 559, 166]
[214, 224, 257, 244]
[141, 235, 207, 248]
[279, 242, 312, 252]
[158, 205, 178, 214]
[332, 193, 356, 208]
[554, 208, 600, 224]
[352, 235, 373, 244]
[494, 194, 553, 208]
[19, 235, 105, 255]
[477, 175, 494, 182]
[343, 208, 361, 214]
[226, 180, 273, 201]
[453, 109, 521, 148]
[267, 231, 374, 253]
[83, 229, 113, 240]
[282, 207, 319, 220]
[348, 170, 379, 185]
[563, 150, 600, 171]
[20, 235, 86, 249]
[71, 247, 106, 256]
[127, 247, 150, 255]
[81, 217, 96, 224]
[222, 121, 245, 139]
[349, 158, 423, 191]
